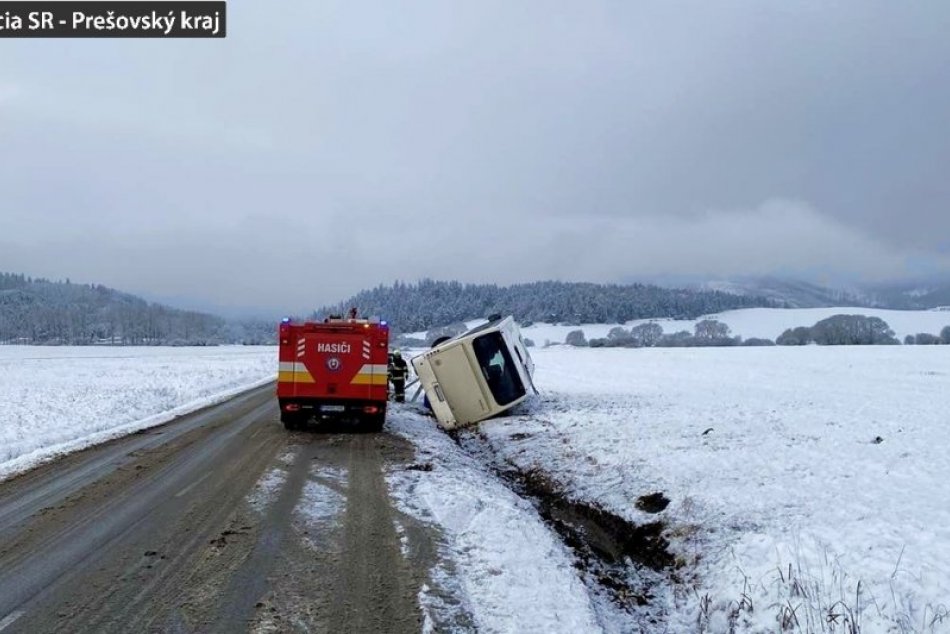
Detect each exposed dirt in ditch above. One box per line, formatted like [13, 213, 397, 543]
[453, 428, 680, 613]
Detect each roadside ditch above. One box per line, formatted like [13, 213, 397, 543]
[450, 428, 681, 616]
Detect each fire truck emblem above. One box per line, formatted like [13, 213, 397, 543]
[326, 357, 342, 372]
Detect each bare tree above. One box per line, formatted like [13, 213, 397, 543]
[630, 322, 663, 347]
[694, 319, 731, 340]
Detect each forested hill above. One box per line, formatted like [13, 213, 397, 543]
[0, 272, 273, 345]
[317, 280, 777, 333]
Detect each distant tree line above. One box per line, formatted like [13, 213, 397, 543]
[318, 279, 776, 333]
[0, 272, 276, 345]
[776, 315, 900, 346]
[778, 315, 949, 346]
[581, 319, 757, 348]
[903, 326, 950, 345]
[562, 314, 950, 348]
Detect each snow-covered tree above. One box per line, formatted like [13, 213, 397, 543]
[810, 315, 897, 345]
[315, 279, 775, 334]
[565, 330, 588, 347]
[659, 330, 694, 347]
[606, 326, 630, 344]
[0, 271, 272, 345]
[694, 319, 731, 340]
[777, 326, 813, 346]
[630, 322, 663, 347]
[742, 337, 775, 346]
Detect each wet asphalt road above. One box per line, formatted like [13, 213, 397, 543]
[0, 385, 445, 633]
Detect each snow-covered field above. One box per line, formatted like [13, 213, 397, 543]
[6, 331, 948, 631]
[470, 346, 950, 633]
[520, 307, 950, 345]
[0, 345, 276, 480]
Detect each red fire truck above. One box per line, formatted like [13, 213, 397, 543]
[276, 316, 390, 431]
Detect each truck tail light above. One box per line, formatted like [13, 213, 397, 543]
[279, 322, 290, 345]
[363, 405, 379, 414]
[284, 403, 300, 412]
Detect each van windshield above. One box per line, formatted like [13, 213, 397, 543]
[471, 332, 526, 406]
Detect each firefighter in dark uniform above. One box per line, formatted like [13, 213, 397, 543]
[388, 350, 409, 403]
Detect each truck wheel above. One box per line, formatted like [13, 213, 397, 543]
[281, 413, 300, 431]
[364, 413, 385, 433]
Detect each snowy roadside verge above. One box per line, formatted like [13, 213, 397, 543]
[385, 408, 616, 633]
[0, 346, 276, 482]
[467, 346, 950, 633]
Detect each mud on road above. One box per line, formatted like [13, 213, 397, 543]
[0, 385, 451, 633]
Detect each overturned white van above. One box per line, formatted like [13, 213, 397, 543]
[411, 316, 537, 430]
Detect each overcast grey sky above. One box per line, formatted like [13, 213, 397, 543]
[2, 1, 950, 314]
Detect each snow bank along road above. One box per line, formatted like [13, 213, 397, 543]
[0, 345, 277, 479]
[0, 384, 617, 633]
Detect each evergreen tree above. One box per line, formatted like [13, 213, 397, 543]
[317, 279, 775, 333]
[0, 271, 275, 345]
